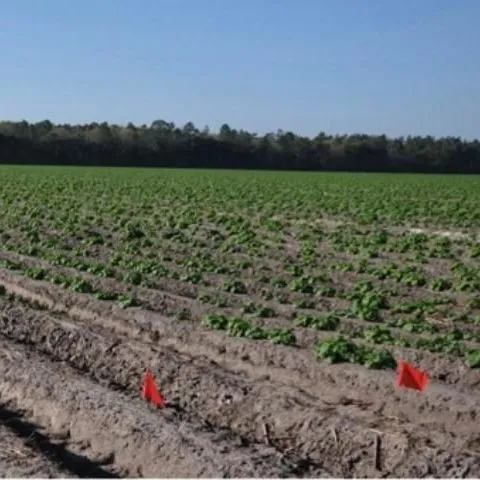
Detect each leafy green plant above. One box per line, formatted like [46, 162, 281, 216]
[314, 336, 357, 363]
[414, 334, 465, 356]
[395, 266, 426, 287]
[362, 326, 394, 344]
[429, 277, 452, 292]
[289, 276, 316, 294]
[203, 313, 229, 330]
[124, 270, 143, 286]
[357, 348, 397, 369]
[347, 282, 387, 322]
[24, 267, 48, 280]
[257, 306, 276, 318]
[266, 328, 296, 345]
[315, 335, 396, 369]
[95, 291, 119, 301]
[465, 349, 480, 368]
[70, 278, 95, 294]
[295, 312, 340, 331]
[222, 279, 247, 294]
[118, 294, 141, 308]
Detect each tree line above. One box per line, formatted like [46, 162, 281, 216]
[0, 119, 479, 173]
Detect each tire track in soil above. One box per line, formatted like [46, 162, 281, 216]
[0, 291, 479, 477]
[0, 337, 304, 478]
[0, 404, 118, 478]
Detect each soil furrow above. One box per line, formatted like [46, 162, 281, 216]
[2, 250, 479, 372]
[0, 337, 302, 478]
[0, 298, 329, 476]
[1, 267, 478, 396]
[0, 404, 117, 478]
[0, 290, 479, 477]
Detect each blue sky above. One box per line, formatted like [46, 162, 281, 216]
[1, 0, 479, 138]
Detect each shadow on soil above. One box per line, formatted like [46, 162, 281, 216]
[0, 403, 121, 478]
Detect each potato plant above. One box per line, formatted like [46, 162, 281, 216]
[0, 166, 479, 370]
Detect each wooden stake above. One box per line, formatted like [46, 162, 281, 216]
[374, 433, 382, 471]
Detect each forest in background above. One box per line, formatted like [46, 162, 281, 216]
[0, 119, 479, 173]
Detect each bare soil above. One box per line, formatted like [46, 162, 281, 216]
[0, 270, 478, 477]
[0, 419, 79, 478]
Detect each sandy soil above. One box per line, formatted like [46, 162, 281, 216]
[0, 420, 80, 478]
[0, 269, 478, 477]
[0, 338, 302, 478]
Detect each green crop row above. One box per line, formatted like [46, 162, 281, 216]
[1, 166, 480, 375]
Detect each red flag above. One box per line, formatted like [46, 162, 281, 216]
[142, 369, 166, 407]
[397, 360, 429, 392]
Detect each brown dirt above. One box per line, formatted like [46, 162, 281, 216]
[0, 270, 479, 477]
[0, 338, 302, 478]
[0, 420, 79, 478]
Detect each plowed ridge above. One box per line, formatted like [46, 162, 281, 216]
[0, 275, 478, 477]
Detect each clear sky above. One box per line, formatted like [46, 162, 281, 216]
[1, 0, 479, 139]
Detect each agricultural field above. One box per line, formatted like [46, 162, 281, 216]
[0, 165, 479, 477]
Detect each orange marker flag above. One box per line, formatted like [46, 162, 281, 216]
[142, 369, 166, 407]
[397, 360, 429, 392]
